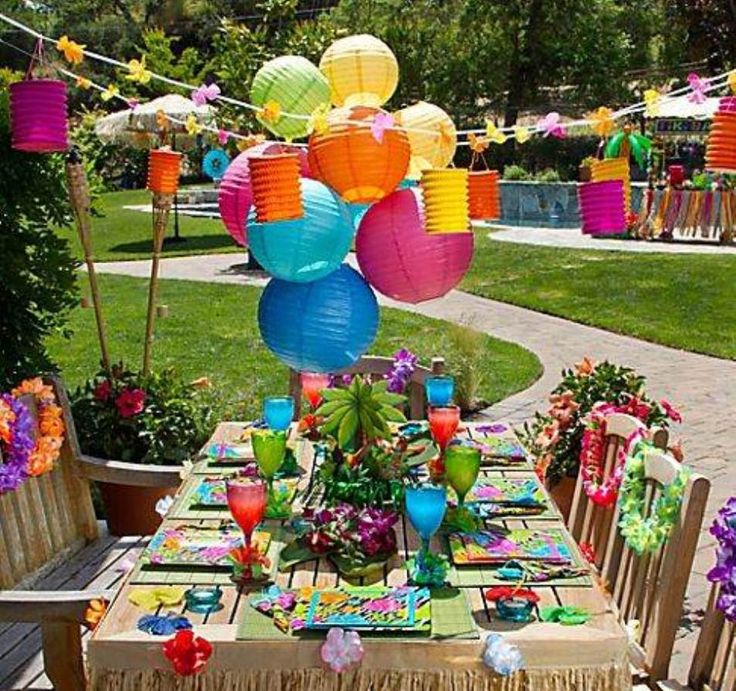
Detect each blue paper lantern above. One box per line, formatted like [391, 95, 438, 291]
[248, 178, 355, 283]
[202, 149, 230, 181]
[258, 264, 379, 372]
[348, 202, 371, 228]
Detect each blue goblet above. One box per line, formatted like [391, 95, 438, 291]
[263, 396, 294, 432]
[405, 484, 447, 569]
[425, 376, 454, 407]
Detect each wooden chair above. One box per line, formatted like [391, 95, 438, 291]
[657, 583, 735, 691]
[568, 412, 668, 572]
[597, 446, 710, 686]
[288, 355, 445, 420]
[0, 376, 180, 691]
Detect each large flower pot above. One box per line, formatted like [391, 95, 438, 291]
[547, 476, 576, 523]
[98, 481, 180, 536]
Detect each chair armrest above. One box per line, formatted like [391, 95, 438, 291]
[77, 454, 182, 488]
[0, 590, 114, 623]
[657, 681, 690, 690]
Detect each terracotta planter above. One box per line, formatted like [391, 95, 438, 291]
[578, 165, 592, 183]
[547, 476, 576, 523]
[98, 482, 179, 537]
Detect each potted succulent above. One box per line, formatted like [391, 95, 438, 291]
[71, 363, 214, 535]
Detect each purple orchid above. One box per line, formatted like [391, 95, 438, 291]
[0, 394, 34, 494]
[385, 348, 418, 394]
[707, 498, 736, 621]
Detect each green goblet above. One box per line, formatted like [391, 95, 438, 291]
[252, 429, 288, 518]
[444, 444, 481, 509]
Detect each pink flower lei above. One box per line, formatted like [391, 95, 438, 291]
[579, 403, 646, 507]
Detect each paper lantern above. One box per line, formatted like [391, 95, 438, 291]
[10, 80, 68, 153]
[218, 142, 310, 246]
[578, 180, 626, 236]
[249, 153, 303, 222]
[250, 56, 330, 140]
[146, 149, 182, 195]
[356, 188, 473, 304]
[248, 178, 354, 282]
[393, 101, 456, 178]
[258, 264, 379, 373]
[591, 158, 630, 210]
[468, 170, 501, 220]
[320, 34, 398, 108]
[705, 99, 736, 173]
[420, 168, 469, 233]
[308, 105, 410, 203]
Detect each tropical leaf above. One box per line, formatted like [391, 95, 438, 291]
[337, 408, 359, 448]
[320, 388, 351, 402]
[314, 399, 351, 417]
[379, 404, 407, 423]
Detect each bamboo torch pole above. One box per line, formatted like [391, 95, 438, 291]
[142, 192, 173, 375]
[65, 149, 111, 372]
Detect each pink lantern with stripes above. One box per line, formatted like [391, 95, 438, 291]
[10, 80, 69, 153]
[578, 180, 626, 236]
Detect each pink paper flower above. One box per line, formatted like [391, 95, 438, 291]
[321, 627, 364, 672]
[660, 399, 682, 424]
[217, 129, 230, 145]
[370, 112, 395, 144]
[687, 73, 708, 105]
[115, 388, 146, 418]
[537, 112, 566, 139]
[191, 83, 221, 107]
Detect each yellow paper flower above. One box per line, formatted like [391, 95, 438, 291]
[308, 103, 330, 135]
[75, 75, 92, 90]
[100, 84, 119, 102]
[588, 106, 616, 137]
[155, 109, 169, 130]
[260, 100, 281, 124]
[185, 114, 203, 135]
[484, 120, 507, 145]
[644, 89, 661, 117]
[126, 56, 151, 84]
[467, 133, 489, 153]
[438, 121, 455, 146]
[236, 134, 265, 151]
[513, 125, 531, 144]
[56, 35, 85, 65]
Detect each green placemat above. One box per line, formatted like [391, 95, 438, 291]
[237, 587, 478, 641]
[130, 527, 286, 585]
[168, 478, 230, 520]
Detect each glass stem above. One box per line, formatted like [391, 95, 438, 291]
[420, 537, 430, 568]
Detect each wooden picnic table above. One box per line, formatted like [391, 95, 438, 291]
[87, 422, 631, 691]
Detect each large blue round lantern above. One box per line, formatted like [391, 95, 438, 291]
[258, 264, 379, 372]
[248, 178, 355, 283]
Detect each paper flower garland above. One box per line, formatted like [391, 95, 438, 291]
[483, 634, 524, 676]
[485, 120, 507, 144]
[644, 89, 661, 117]
[537, 112, 566, 138]
[687, 72, 708, 105]
[56, 36, 85, 64]
[126, 56, 151, 84]
[101, 84, 119, 102]
[191, 82, 220, 107]
[707, 498, 736, 622]
[162, 629, 213, 676]
[321, 627, 364, 672]
[513, 125, 531, 144]
[588, 106, 615, 137]
[370, 111, 394, 143]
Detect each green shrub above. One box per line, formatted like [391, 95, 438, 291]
[502, 164, 531, 181]
[534, 168, 561, 182]
[446, 320, 487, 414]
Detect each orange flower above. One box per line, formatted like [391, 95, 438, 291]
[574, 357, 596, 377]
[84, 599, 107, 629]
[668, 439, 684, 463]
[0, 400, 16, 444]
[12, 377, 53, 401]
[535, 453, 552, 482]
[39, 414, 64, 438]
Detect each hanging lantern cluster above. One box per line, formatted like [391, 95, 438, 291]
[578, 180, 626, 236]
[705, 97, 736, 173]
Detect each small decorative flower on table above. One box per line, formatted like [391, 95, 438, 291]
[484, 586, 540, 622]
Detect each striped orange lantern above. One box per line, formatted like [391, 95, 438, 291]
[420, 168, 469, 233]
[249, 153, 304, 222]
[308, 105, 410, 204]
[468, 170, 501, 220]
[591, 158, 630, 211]
[146, 149, 182, 195]
[706, 98, 736, 173]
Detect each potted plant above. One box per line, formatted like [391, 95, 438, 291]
[71, 363, 214, 535]
[579, 157, 596, 182]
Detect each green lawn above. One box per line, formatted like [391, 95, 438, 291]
[47, 274, 541, 420]
[56, 188, 240, 261]
[462, 231, 736, 360]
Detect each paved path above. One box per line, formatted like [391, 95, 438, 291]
[95, 252, 735, 681]
[486, 224, 736, 254]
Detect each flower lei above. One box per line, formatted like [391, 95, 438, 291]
[12, 378, 65, 477]
[706, 498, 736, 622]
[0, 394, 34, 494]
[617, 441, 690, 555]
[579, 402, 647, 507]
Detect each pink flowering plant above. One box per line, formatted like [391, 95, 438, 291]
[522, 359, 680, 486]
[71, 363, 214, 465]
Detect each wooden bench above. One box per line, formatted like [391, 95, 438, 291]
[0, 377, 180, 691]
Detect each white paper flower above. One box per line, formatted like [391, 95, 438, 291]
[483, 634, 524, 676]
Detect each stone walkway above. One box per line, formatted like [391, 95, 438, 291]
[96, 252, 735, 682]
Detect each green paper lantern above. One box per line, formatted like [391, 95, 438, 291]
[251, 56, 330, 141]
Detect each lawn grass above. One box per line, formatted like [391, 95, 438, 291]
[462, 230, 736, 360]
[55, 188, 240, 261]
[47, 274, 542, 419]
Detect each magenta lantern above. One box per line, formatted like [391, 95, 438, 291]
[356, 188, 474, 304]
[10, 80, 68, 153]
[218, 142, 310, 246]
[578, 180, 626, 236]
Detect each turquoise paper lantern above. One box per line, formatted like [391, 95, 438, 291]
[248, 178, 355, 282]
[258, 265, 379, 372]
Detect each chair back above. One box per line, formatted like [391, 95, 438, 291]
[0, 377, 97, 589]
[687, 583, 735, 691]
[600, 446, 710, 682]
[289, 356, 445, 420]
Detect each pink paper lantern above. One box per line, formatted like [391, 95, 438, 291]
[10, 80, 68, 153]
[578, 180, 626, 236]
[356, 188, 474, 304]
[218, 142, 310, 246]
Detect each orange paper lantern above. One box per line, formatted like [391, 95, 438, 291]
[420, 168, 469, 233]
[308, 105, 410, 204]
[146, 149, 182, 195]
[249, 153, 304, 222]
[706, 100, 736, 173]
[468, 170, 501, 220]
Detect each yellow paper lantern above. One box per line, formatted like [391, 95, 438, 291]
[591, 158, 631, 211]
[319, 34, 398, 108]
[420, 168, 469, 234]
[393, 101, 457, 179]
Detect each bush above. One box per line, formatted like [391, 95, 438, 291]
[446, 320, 487, 414]
[0, 74, 79, 389]
[502, 164, 531, 181]
[534, 168, 561, 182]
